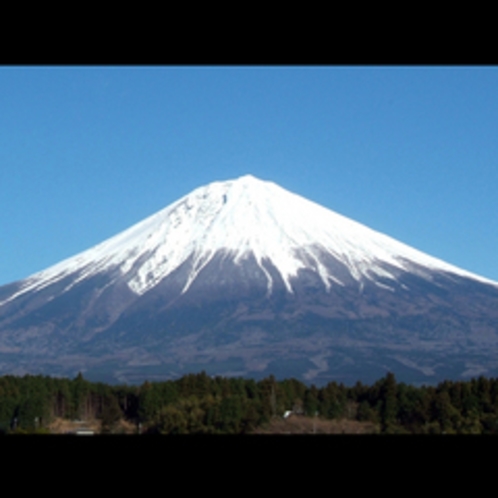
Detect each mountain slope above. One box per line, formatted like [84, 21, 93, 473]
[1, 174, 498, 385]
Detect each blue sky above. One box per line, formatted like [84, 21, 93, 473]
[1, 66, 498, 285]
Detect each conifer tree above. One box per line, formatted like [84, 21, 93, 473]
[380, 372, 397, 432]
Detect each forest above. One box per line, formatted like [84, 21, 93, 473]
[1, 371, 498, 434]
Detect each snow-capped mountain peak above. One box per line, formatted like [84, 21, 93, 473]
[2, 174, 497, 306]
[4, 174, 498, 386]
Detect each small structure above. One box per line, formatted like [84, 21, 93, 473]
[75, 429, 94, 435]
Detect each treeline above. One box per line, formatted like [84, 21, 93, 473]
[2, 371, 498, 433]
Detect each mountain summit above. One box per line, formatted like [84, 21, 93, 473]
[1, 175, 498, 385]
[4, 174, 494, 302]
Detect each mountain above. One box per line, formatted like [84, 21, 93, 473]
[1, 174, 498, 385]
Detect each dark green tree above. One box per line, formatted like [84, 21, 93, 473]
[432, 391, 461, 433]
[380, 372, 398, 432]
[100, 396, 123, 433]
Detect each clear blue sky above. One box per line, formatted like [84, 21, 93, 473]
[1, 66, 498, 285]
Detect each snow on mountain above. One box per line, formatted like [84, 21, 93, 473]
[2, 174, 496, 306]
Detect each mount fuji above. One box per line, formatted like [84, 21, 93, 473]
[1, 174, 498, 385]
